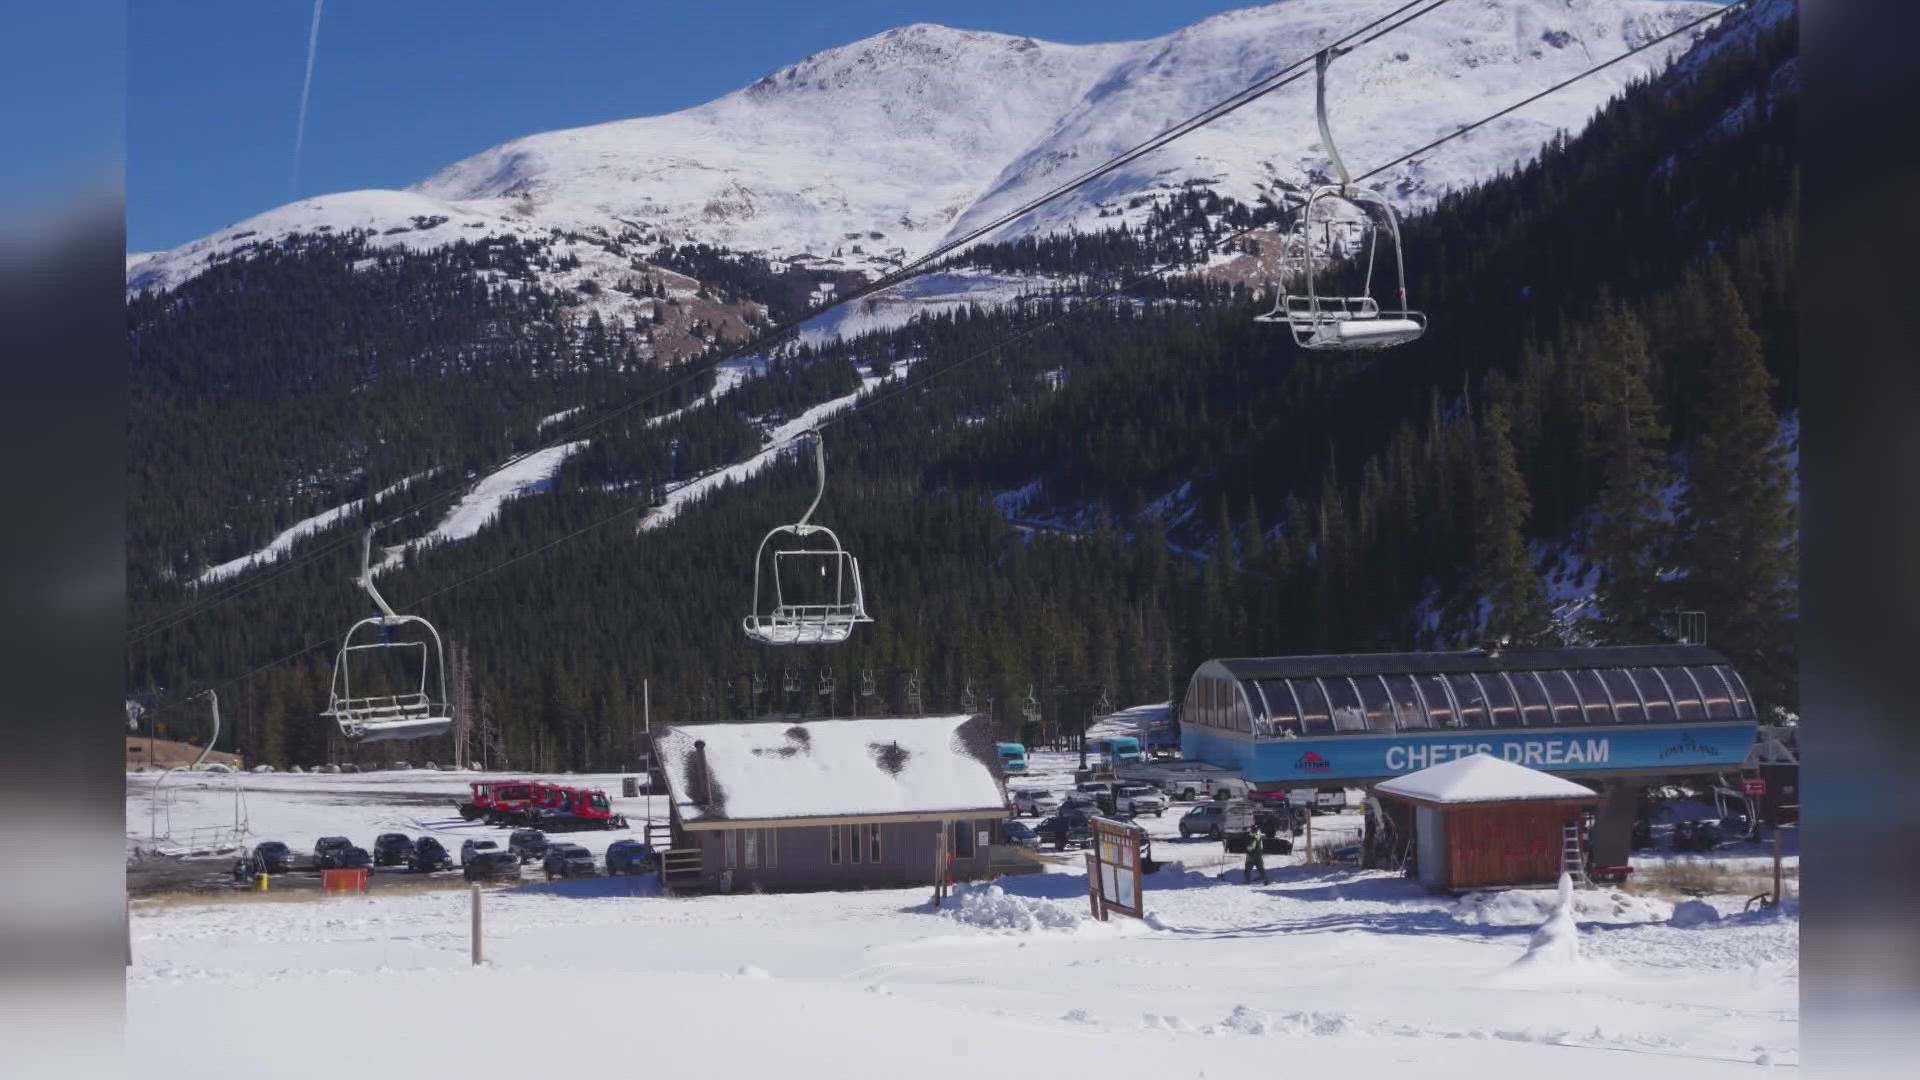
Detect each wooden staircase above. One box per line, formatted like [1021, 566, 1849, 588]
[659, 848, 704, 894]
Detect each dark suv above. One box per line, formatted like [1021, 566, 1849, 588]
[249, 841, 293, 874]
[542, 843, 596, 880]
[372, 833, 416, 867]
[1036, 811, 1092, 850]
[508, 829, 549, 864]
[463, 850, 521, 883]
[605, 839, 654, 876]
[314, 836, 369, 869]
[410, 836, 453, 872]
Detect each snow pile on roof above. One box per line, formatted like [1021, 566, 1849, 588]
[945, 885, 1084, 932]
[1456, 886, 1673, 927]
[658, 714, 1006, 822]
[1374, 753, 1599, 805]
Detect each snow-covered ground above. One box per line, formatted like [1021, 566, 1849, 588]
[128, 755, 1797, 1077]
[195, 472, 429, 585]
[797, 269, 1060, 347]
[374, 441, 586, 572]
[641, 360, 913, 528]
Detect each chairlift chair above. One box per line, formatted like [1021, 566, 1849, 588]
[905, 671, 924, 716]
[322, 526, 454, 744]
[1022, 685, 1041, 726]
[859, 668, 877, 698]
[818, 669, 836, 697]
[961, 680, 978, 715]
[741, 429, 873, 645]
[1255, 48, 1425, 350]
[782, 668, 801, 695]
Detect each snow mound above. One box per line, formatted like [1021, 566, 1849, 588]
[1456, 883, 1673, 927]
[735, 964, 772, 979]
[1512, 875, 1584, 970]
[1670, 899, 1723, 928]
[1203, 1006, 1357, 1037]
[1060, 1008, 1099, 1025]
[946, 885, 1085, 932]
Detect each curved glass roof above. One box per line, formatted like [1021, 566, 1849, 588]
[1191, 646, 1755, 737]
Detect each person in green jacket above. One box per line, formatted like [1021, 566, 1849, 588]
[1244, 828, 1267, 884]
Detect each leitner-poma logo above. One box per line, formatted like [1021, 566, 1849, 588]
[1295, 751, 1332, 773]
[1658, 733, 1719, 760]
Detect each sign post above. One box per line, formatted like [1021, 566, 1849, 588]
[1087, 816, 1146, 921]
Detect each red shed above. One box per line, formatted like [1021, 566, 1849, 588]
[1375, 753, 1600, 892]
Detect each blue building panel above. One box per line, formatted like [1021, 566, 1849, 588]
[1182, 721, 1756, 785]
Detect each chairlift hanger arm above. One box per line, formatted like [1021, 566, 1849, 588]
[358, 525, 398, 621]
[1314, 48, 1354, 192]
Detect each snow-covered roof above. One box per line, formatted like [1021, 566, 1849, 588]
[1373, 753, 1599, 806]
[658, 715, 1007, 825]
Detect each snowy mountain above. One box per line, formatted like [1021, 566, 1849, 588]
[130, 0, 1725, 316]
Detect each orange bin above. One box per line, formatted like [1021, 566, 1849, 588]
[322, 868, 368, 895]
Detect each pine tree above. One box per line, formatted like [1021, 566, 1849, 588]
[1474, 400, 1555, 645]
[1581, 301, 1676, 640]
[1673, 258, 1797, 707]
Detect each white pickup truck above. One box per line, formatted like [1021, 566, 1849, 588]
[1113, 762, 1247, 803]
[1112, 782, 1170, 818]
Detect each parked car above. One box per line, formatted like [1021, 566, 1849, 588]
[1673, 819, 1723, 853]
[335, 845, 372, 869]
[1001, 820, 1042, 850]
[1179, 803, 1227, 840]
[1059, 791, 1101, 814]
[460, 839, 502, 866]
[314, 836, 360, 869]
[410, 836, 453, 872]
[463, 850, 521, 883]
[1114, 783, 1169, 818]
[249, 840, 293, 875]
[542, 843, 596, 880]
[1011, 789, 1061, 817]
[605, 839, 655, 876]
[1075, 781, 1114, 798]
[1035, 811, 1093, 850]
[372, 833, 416, 867]
[508, 829, 549, 864]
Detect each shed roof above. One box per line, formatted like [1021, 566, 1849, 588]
[1374, 753, 1600, 805]
[657, 714, 1007, 824]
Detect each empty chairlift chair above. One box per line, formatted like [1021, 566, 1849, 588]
[322, 526, 455, 743]
[742, 429, 873, 645]
[1254, 48, 1426, 351]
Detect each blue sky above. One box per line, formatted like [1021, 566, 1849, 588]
[129, 0, 1261, 252]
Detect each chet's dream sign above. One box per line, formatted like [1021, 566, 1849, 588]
[1183, 722, 1757, 784]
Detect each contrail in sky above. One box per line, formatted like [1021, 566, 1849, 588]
[292, 0, 326, 191]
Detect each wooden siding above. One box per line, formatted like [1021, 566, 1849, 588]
[693, 816, 995, 894]
[1441, 802, 1587, 890]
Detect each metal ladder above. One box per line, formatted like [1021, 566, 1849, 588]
[1561, 824, 1590, 888]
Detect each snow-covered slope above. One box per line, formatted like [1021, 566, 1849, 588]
[952, 0, 1724, 242]
[131, 1, 1729, 307]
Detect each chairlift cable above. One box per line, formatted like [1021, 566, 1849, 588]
[128, 0, 1457, 647]
[137, 0, 1744, 716]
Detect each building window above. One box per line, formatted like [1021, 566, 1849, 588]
[849, 824, 863, 864]
[953, 820, 976, 859]
[869, 824, 882, 864]
[829, 824, 841, 865]
[743, 829, 758, 869]
[723, 830, 737, 870]
[765, 828, 778, 868]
